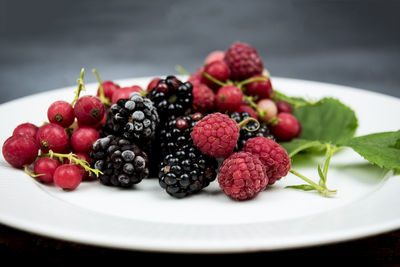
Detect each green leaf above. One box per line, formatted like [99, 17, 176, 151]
[340, 130, 400, 170]
[286, 184, 316, 191]
[281, 139, 324, 158]
[293, 98, 358, 143]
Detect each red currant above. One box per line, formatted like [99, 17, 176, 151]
[53, 165, 82, 190]
[64, 152, 90, 180]
[36, 123, 69, 153]
[13, 123, 38, 139]
[270, 112, 302, 142]
[96, 81, 120, 100]
[2, 135, 38, 168]
[74, 95, 105, 126]
[71, 126, 100, 154]
[111, 86, 143, 104]
[47, 100, 75, 128]
[215, 85, 243, 113]
[33, 157, 60, 183]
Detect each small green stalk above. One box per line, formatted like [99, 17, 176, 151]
[237, 117, 260, 132]
[24, 165, 45, 178]
[71, 68, 86, 106]
[92, 68, 112, 107]
[44, 150, 103, 177]
[201, 71, 226, 87]
[243, 94, 266, 120]
[272, 90, 315, 109]
[289, 169, 337, 197]
[236, 76, 268, 90]
[175, 65, 191, 76]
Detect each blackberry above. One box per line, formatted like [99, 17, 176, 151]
[90, 135, 150, 187]
[158, 143, 218, 198]
[102, 92, 159, 143]
[147, 76, 193, 121]
[159, 112, 203, 155]
[230, 112, 275, 151]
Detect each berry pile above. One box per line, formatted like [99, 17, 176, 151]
[2, 42, 305, 201]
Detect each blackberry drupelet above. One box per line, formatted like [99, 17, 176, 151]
[230, 112, 275, 151]
[90, 135, 150, 187]
[158, 143, 218, 198]
[159, 112, 203, 155]
[147, 76, 193, 121]
[102, 92, 159, 143]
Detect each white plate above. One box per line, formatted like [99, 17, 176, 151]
[0, 76, 399, 253]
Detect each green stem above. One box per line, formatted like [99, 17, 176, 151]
[236, 76, 268, 90]
[243, 94, 266, 120]
[237, 117, 260, 132]
[71, 68, 85, 106]
[175, 65, 191, 76]
[272, 90, 315, 109]
[289, 169, 337, 197]
[24, 165, 44, 178]
[323, 143, 335, 180]
[201, 71, 226, 87]
[45, 150, 103, 177]
[92, 68, 112, 106]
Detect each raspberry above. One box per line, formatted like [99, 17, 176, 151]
[243, 137, 291, 185]
[192, 83, 215, 113]
[204, 50, 225, 65]
[2, 135, 39, 168]
[191, 113, 239, 158]
[215, 85, 243, 113]
[13, 123, 38, 139]
[270, 112, 302, 142]
[224, 42, 264, 81]
[245, 75, 274, 99]
[201, 60, 230, 90]
[218, 152, 267, 200]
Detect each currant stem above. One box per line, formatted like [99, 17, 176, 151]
[71, 68, 85, 106]
[243, 94, 266, 120]
[201, 71, 226, 87]
[24, 165, 44, 178]
[236, 76, 267, 90]
[175, 65, 191, 76]
[237, 117, 260, 132]
[44, 150, 103, 177]
[92, 68, 112, 106]
[272, 90, 316, 109]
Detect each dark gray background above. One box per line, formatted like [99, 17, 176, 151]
[1, 0, 399, 104]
